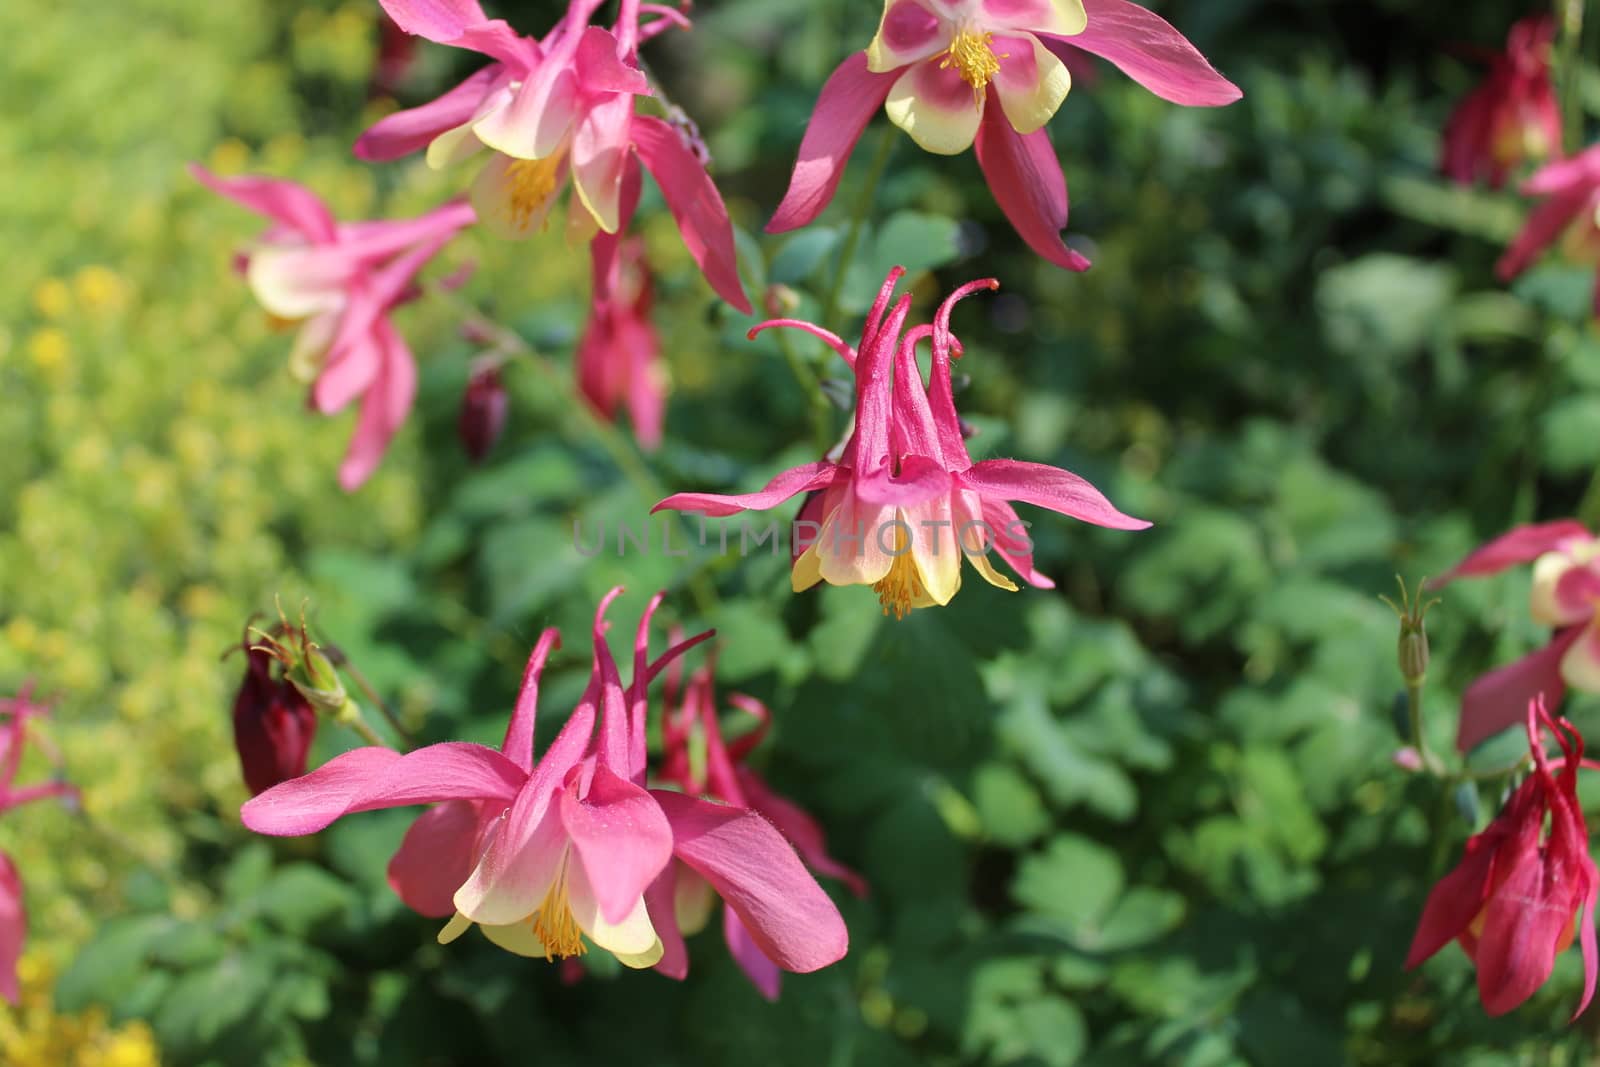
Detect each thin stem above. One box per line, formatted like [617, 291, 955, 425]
[440, 294, 720, 617]
[344, 709, 390, 750]
[1578, 463, 1600, 529]
[1405, 680, 1444, 777]
[821, 125, 895, 333]
[771, 326, 835, 452]
[339, 657, 415, 749]
[1555, 0, 1588, 153]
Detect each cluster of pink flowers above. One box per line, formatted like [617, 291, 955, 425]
[0, 686, 76, 1004]
[242, 590, 850, 988]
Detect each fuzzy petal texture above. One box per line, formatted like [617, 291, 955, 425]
[654, 790, 848, 974]
[560, 766, 674, 925]
[973, 112, 1090, 271]
[631, 115, 753, 313]
[1458, 626, 1586, 752]
[768, 53, 898, 233]
[654, 462, 840, 518]
[961, 458, 1151, 530]
[387, 800, 484, 917]
[1040, 0, 1240, 106]
[241, 743, 526, 836]
[378, 0, 487, 41]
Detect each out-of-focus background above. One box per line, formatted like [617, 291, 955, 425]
[3, 0, 1600, 1063]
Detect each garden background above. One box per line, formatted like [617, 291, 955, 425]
[3, 0, 1600, 1064]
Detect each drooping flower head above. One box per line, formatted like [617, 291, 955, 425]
[458, 360, 510, 463]
[364, 0, 751, 312]
[1441, 16, 1562, 189]
[769, 0, 1240, 269]
[0, 685, 76, 1004]
[655, 268, 1150, 617]
[578, 235, 666, 449]
[651, 648, 865, 999]
[1407, 699, 1599, 1019]
[191, 165, 475, 489]
[1433, 520, 1600, 751]
[244, 591, 703, 967]
[230, 623, 319, 797]
[1496, 145, 1600, 319]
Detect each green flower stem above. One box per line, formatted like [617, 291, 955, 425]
[1405, 679, 1443, 777]
[1555, 0, 1588, 152]
[821, 125, 895, 334]
[343, 707, 390, 751]
[442, 295, 720, 617]
[338, 655, 414, 750]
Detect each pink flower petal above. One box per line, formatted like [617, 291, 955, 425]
[1474, 824, 1579, 1015]
[337, 318, 417, 491]
[848, 294, 914, 472]
[500, 629, 563, 772]
[1434, 519, 1594, 584]
[189, 164, 337, 244]
[653, 462, 841, 518]
[241, 743, 526, 836]
[387, 800, 483, 917]
[885, 60, 984, 155]
[378, 0, 488, 42]
[1497, 186, 1595, 281]
[981, 0, 1086, 34]
[1039, 0, 1240, 106]
[572, 92, 636, 234]
[1405, 831, 1501, 969]
[1457, 626, 1586, 752]
[978, 497, 1054, 587]
[972, 110, 1090, 271]
[0, 852, 22, 1004]
[646, 868, 689, 979]
[653, 790, 849, 974]
[1560, 621, 1600, 694]
[355, 66, 500, 161]
[561, 766, 674, 925]
[725, 906, 783, 1000]
[867, 0, 950, 73]
[1522, 145, 1600, 197]
[738, 770, 868, 897]
[991, 34, 1072, 135]
[960, 458, 1151, 530]
[768, 53, 898, 234]
[854, 455, 952, 507]
[630, 115, 753, 313]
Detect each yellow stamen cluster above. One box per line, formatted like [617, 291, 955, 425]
[940, 29, 1004, 101]
[530, 864, 588, 960]
[874, 549, 926, 621]
[506, 156, 563, 231]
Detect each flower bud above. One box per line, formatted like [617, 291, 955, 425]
[1381, 577, 1438, 687]
[763, 284, 801, 317]
[232, 633, 317, 796]
[458, 364, 508, 463]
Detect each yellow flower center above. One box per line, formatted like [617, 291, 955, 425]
[940, 29, 1004, 99]
[506, 154, 565, 231]
[874, 545, 925, 621]
[529, 859, 588, 961]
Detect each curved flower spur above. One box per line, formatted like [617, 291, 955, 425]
[768, 0, 1241, 269]
[654, 267, 1150, 618]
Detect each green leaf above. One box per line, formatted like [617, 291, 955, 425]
[972, 762, 1051, 848]
[769, 227, 840, 285]
[255, 863, 358, 935]
[1539, 394, 1600, 474]
[1012, 834, 1125, 943]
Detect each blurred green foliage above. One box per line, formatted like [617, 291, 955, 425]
[5, 0, 1600, 1064]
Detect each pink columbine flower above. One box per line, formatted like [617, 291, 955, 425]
[1441, 16, 1562, 189]
[1497, 145, 1600, 318]
[1433, 520, 1600, 751]
[577, 235, 666, 449]
[191, 165, 474, 489]
[0, 686, 76, 1004]
[242, 590, 847, 978]
[1407, 699, 1598, 1019]
[768, 0, 1240, 270]
[365, 0, 751, 312]
[651, 654, 864, 999]
[230, 625, 318, 797]
[654, 268, 1150, 617]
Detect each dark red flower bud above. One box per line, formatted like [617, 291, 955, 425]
[458, 364, 508, 463]
[233, 635, 318, 796]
